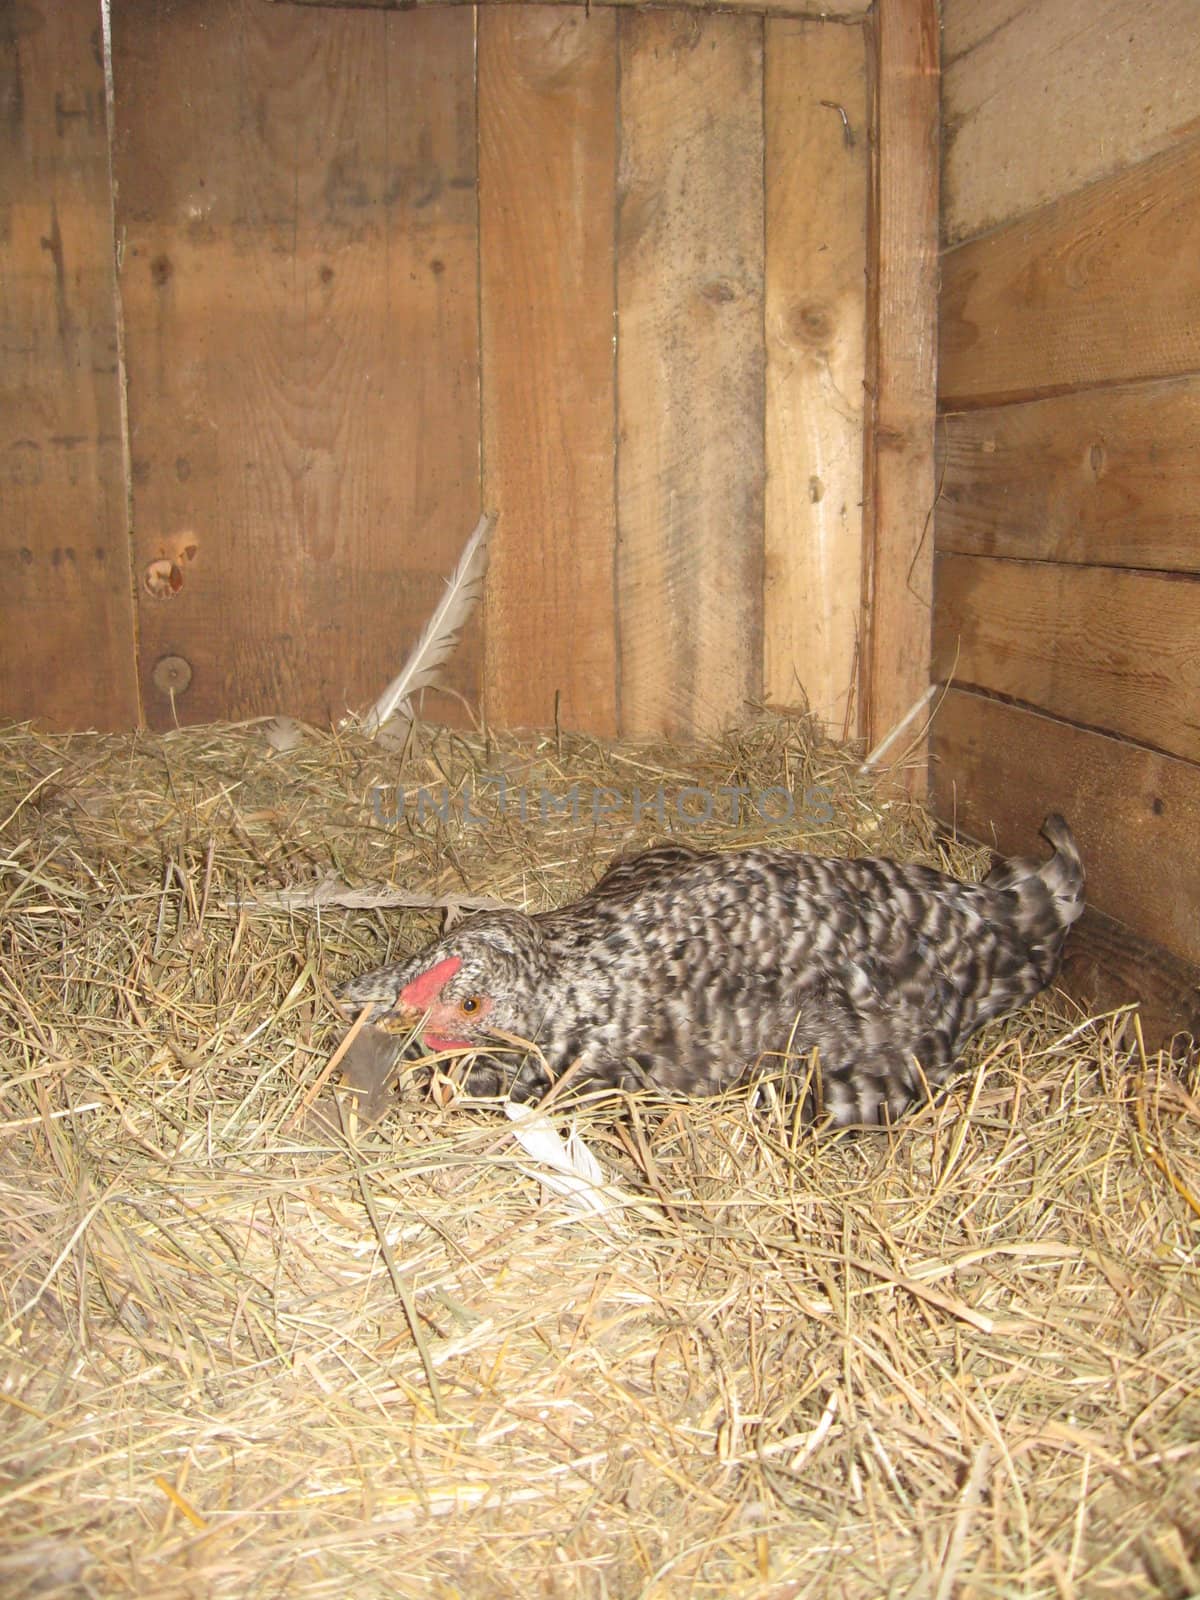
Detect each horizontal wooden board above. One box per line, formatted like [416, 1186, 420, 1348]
[940, 131, 1200, 408]
[936, 378, 1200, 573]
[931, 687, 1200, 969]
[616, 9, 765, 737]
[273, 0, 873, 14]
[763, 18, 867, 738]
[863, 0, 940, 786]
[1059, 907, 1200, 1052]
[112, 1, 481, 731]
[480, 6, 618, 735]
[943, 0, 1200, 245]
[933, 554, 1200, 764]
[0, 0, 139, 731]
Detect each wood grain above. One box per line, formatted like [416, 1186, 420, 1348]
[615, 10, 764, 738]
[0, 0, 139, 730]
[943, 0, 1200, 246]
[941, 0, 1027, 63]
[275, 0, 874, 16]
[764, 20, 867, 737]
[1059, 907, 1200, 1052]
[936, 379, 1200, 574]
[111, 0, 480, 730]
[862, 0, 940, 785]
[931, 687, 1200, 968]
[940, 130, 1200, 409]
[933, 554, 1200, 765]
[480, 7, 618, 735]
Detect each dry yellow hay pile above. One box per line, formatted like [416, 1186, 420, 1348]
[1, 714, 1197, 1600]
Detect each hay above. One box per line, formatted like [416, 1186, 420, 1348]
[0, 712, 1197, 1600]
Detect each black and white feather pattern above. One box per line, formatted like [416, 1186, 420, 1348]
[338, 817, 1085, 1125]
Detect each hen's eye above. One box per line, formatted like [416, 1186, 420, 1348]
[459, 995, 482, 1016]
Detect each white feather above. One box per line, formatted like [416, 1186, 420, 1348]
[362, 511, 495, 736]
[503, 1102, 624, 1218]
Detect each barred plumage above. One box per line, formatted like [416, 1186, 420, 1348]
[337, 817, 1084, 1125]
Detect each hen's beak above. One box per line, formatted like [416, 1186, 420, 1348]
[335, 988, 422, 1034]
[374, 1003, 424, 1037]
[336, 955, 463, 1031]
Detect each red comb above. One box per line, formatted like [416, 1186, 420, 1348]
[399, 956, 462, 1011]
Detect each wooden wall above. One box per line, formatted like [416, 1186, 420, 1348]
[3, 0, 943, 748]
[933, 0, 1200, 1043]
[114, 1, 484, 732]
[0, 1, 139, 729]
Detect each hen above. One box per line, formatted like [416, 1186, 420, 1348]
[336, 817, 1084, 1125]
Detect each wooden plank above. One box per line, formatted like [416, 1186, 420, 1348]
[943, 0, 1200, 246]
[936, 378, 1200, 574]
[1058, 907, 1200, 1053]
[0, 0, 139, 731]
[111, 0, 480, 730]
[941, 0, 1027, 63]
[933, 554, 1200, 765]
[931, 687, 1200, 969]
[615, 10, 764, 738]
[764, 20, 868, 738]
[862, 0, 939, 786]
[479, 7, 617, 735]
[275, 0, 874, 17]
[940, 132, 1200, 409]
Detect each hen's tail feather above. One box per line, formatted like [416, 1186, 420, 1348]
[1036, 813, 1086, 923]
[985, 813, 1083, 906]
[983, 814, 1085, 984]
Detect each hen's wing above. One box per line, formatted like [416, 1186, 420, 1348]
[580, 843, 710, 906]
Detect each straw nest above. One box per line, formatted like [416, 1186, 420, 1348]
[1, 712, 1197, 1600]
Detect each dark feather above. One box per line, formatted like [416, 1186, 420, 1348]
[336, 817, 1085, 1125]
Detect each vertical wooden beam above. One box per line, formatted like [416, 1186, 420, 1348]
[0, 0, 139, 730]
[616, 10, 765, 739]
[480, 6, 618, 734]
[111, 0, 480, 730]
[862, 0, 939, 786]
[764, 20, 868, 738]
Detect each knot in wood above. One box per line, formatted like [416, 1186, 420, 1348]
[151, 655, 193, 697]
